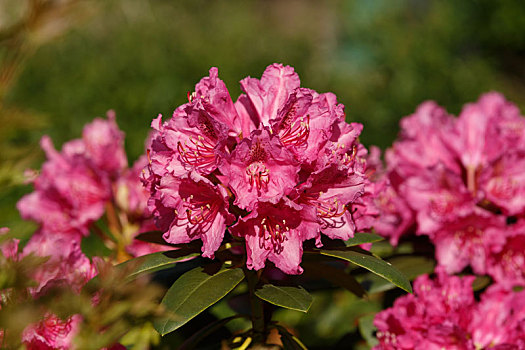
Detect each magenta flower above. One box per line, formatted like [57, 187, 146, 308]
[240, 63, 300, 126]
[385, 101, 458, 178]
[485, 219, 525, 287]
[17, 136, 112, 237]
[375, 270, 525, 350]
[433, 214, 506, 275]
[230, 200, 315, 275]
[292, 164, 365, 244]
[144, 64, 378, 274]
[81, 110, 128, 178]
[22, 231, 97, 295]
[22, 314, 81, 350]
[150, 172, 234, 258]
[374, 270, 476, 350]
[374, 93, 525, 283]
[469, 284, 525, 349]
[222, 128, 300, 211]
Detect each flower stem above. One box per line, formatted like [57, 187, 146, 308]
[244, 268, 266, 344]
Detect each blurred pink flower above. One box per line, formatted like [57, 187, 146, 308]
[22, 314, 81, 350]
[82, 110, 128, 178]
[17, 136, 112, 237]
[23, 231, 97, 295]
[374, 92, 525, 283]
[374, 270, 525, 350]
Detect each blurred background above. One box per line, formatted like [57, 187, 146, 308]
[1, 0, 525, 347]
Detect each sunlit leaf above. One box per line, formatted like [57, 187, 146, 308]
[154, 266, 244, 336]
[320, 250, 412, 293]
[255, 284, 312, 313]
[344, 232, 384, 247]
[358, 255, 434, 293]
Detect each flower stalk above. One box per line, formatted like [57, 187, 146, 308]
[244, 267, 266, 344]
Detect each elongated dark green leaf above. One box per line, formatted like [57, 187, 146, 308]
[155, 266, 244, 335]
[358, 313, 379, 348]
[84, 248, 199, 290]
[320, 250, 412, 293]
[302, 261, 366, 298]
[344, 232, 384, 247]
[358, 255, 434, 293]
[124, 248, 200, 280]
[255, 285, 312, 312]
[274, 325, 308, 350]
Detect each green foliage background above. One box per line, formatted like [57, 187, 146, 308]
[1, 0, 525, 347]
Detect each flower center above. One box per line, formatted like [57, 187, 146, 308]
[177, 135, 216, 171]
[174, 194, 220, 234]
[279, 115, 310, 148]
[258, 216, 289, 254]
[246, 162, 270, 191]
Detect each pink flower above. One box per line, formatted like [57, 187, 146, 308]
[270, 88, 343, 164]
[81, 111, 128, 178]
[374, 271, 477, 350]
[372, 181, 414, 246]
[148, 104, 229, 177]
[23, 231, 97, 295]
[433, 214, 507, 275]
[0, 227, 20, 260]
[22, 314, 81, 350]
[230, 200, 314, 274]
[292, 164, 365, 244]
[193, 67, 244, 137]
[144, 64, 377, 273]
[469, 284, 525, 349]
[378, 92, 525, 281]
[480, 152, 525, 216]
[222, 128, 299, 211]
[374, 270, 525, 350]
[17, 136, 112, 237]
[240, 63, 300, 126]
[386, 101, 458, 178]
[150, 172, 234, 258]
[401, 165, 475, 236]
[486, 220, 525, 287]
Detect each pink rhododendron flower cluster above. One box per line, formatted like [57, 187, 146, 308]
[374, 93, 525, 285]
[143, 63, 378, 274]
[374, 270, 525, 350]
[17, 112, 166, 258]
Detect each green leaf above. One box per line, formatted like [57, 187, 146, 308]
[154, 266, 244, 336]
[302, 261, 367, 298]
[84, 249, 200, 291]
[81, 233, 112, 257]
[344, 232, 384, 247]
[320, 250, 412, 293]
[358, 256, 434, 293]
[274, 325, 308, 350]
[358, 313, 379, 348]
[123, 249, 200, 281]
[255, 285, 313, 312]
[472, 275, 491, 291]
